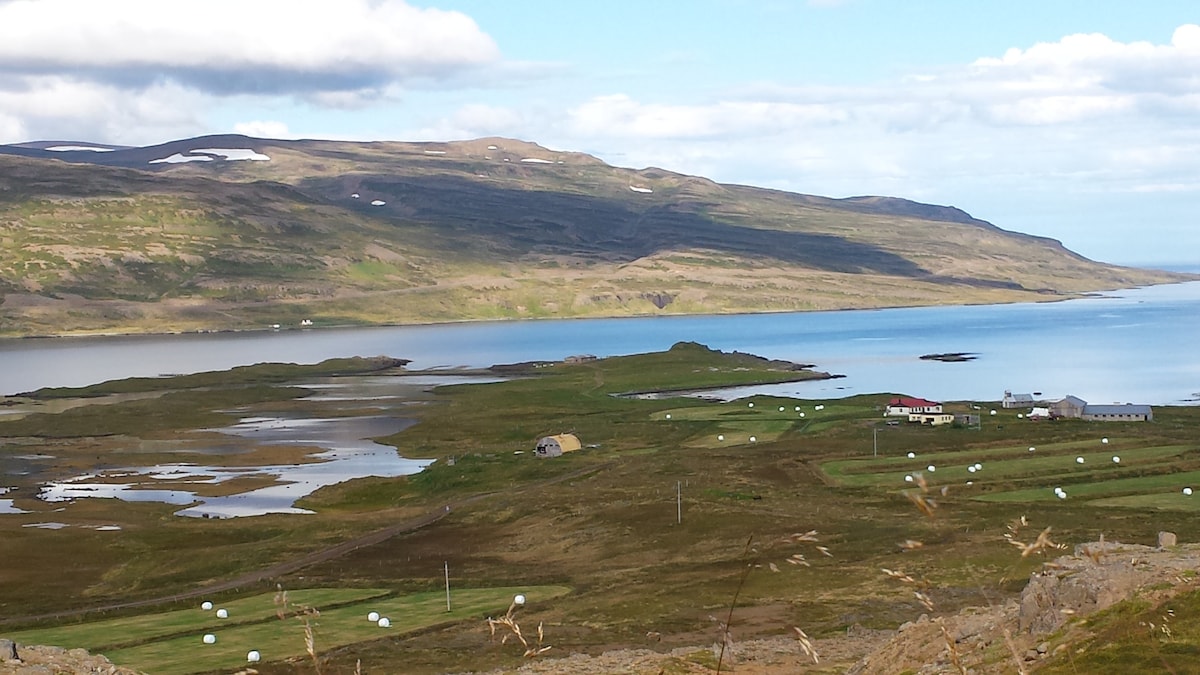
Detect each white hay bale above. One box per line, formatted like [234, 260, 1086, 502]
[368, 611, 380, 622]
[1185, 487, 1194, 496]
[203, 634, 216, 644]
[216, 608, 229, 619]
[377, 617, 391, 628]
[247, 650, 260, 662]
[201, 601, 213, 611]
[907, 452, 916, 459]
[514, 594, 526, 605]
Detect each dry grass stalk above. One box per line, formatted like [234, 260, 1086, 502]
[1006, 526, 1067, 558]
[1000, 626, 1029, 675]
[881, 567, 935, 610]
[300, 607, 322, 675]
[1004, 516, 1067, 558]
[274, 583, 290, 620]
[709, 530, 831, 672]
[792, 626, 820, 664]
[486, 597, 551, 658]
[273, 584, 323, 674]
[1006, 515, 1029, 535]
[898, 539, 925, 551]
[937, 618, 967, 675]
[904, 490, 938, 518]
[775, 530, 832, 568]
[787, 529, 820, 543]
[881, 568, 919, 585]
[714, 535, 757, 674]
[912, 471, 929, 493]
[1082, 533, 1108, 564]
[914, 591, 936, 612]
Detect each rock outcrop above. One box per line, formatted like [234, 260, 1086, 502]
[848, 540, 1200, 675]
[0, 643, 143, 675]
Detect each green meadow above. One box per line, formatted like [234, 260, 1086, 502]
[9, 586, 569, 675]
[2, 344, 1199, 673]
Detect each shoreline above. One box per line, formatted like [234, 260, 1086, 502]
[4, 278, 1198, 343]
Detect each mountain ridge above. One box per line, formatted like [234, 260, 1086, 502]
[0, 135, 1191, 338]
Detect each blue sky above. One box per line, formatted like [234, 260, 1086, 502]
[0, 0, 1197, 266]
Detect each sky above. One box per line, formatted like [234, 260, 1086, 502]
[0, 0, 1197, 267]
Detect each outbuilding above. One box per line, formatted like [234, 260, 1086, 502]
[535, 433, 582, 458]
[1002, 391, 1035, 409]
[1051, 395, 1088, 419]
[908, 413, 955, 426]
[1051, 395, 1152, 422]
[1082, 404, 1153, 422]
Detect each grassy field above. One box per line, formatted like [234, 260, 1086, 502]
[2, 345, 1199, 673]
[9, 586, 569, 675]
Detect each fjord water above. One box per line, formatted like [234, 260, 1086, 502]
[2, 281, 1199, 405]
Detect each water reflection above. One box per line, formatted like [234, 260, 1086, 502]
[37, 415, 431, 519]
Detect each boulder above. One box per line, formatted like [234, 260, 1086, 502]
[1158, 531, 1178, 548]
[0, 638, 17, 662]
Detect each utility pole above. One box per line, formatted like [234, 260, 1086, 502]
[676, 481, 682, 524]
[444, 561, 451, 611]
[873, 426, 878, 457]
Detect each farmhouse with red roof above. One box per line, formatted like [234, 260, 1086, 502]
[885, 396, 943, 417]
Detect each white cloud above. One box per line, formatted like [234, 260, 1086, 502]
[538, 25, 1200, 197]
[0, 75, 206, 144]
[232, 120, 292, 139]
[0, 0, 502, 143]
[0, 111, 24, 142]
[0, 0, 499, 95]
[567, 94, 846, 140]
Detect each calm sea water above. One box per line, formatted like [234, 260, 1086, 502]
[3, 281, 1199, 405]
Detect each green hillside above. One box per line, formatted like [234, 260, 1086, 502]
[0, 135, 1189, 337]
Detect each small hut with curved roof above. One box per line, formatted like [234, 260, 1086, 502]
[535, 433, 582, 458]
